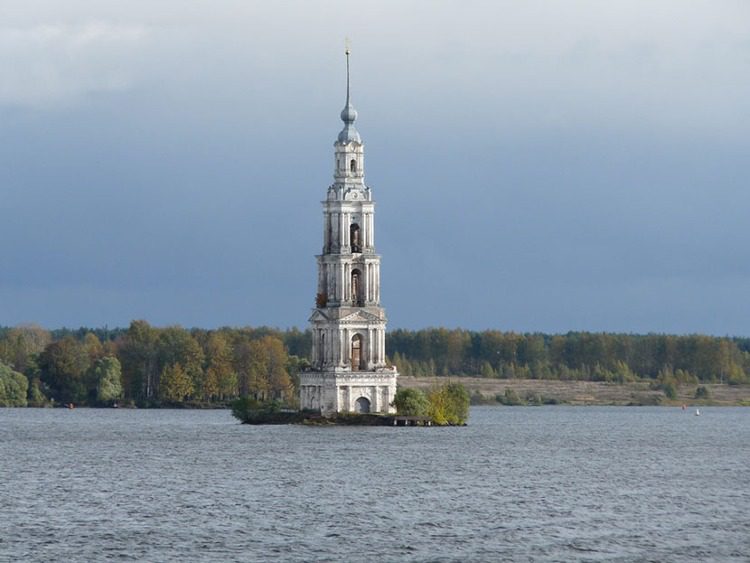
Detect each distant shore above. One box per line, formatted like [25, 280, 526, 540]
[399, 376, 750, 406]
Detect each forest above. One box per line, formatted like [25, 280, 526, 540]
[1, 322, 748, 407]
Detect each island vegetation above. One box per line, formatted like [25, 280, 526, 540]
[1, 322, 749, 408]
[392, 384, 470, 425]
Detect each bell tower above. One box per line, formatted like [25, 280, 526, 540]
[299, 47, 398, 415]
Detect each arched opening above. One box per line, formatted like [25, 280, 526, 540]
[354, 397, 371, 413]
[351, 334, 364, 371]
[350, 158, 357, 173]
[350, 223, 361, 253]
[351, 269, 363, 306]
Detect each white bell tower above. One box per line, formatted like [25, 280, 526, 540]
[299, 47, 398, 415]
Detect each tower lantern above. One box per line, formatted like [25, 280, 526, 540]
[299, 48, 399, 415]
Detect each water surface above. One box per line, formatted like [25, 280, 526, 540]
[1, 406, 748, 561]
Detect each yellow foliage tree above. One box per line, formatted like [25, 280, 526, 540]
[160, 363, 194, 403]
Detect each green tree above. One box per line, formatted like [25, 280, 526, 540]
[159, 363, 194, 403]
[117, 320, 158, 401]
[38, 337, 90, 404]
[0, 324, 51, 375]
[27, 377, 48, 407]
[392, 388, 429, 417]
[0, 361, 28, 407]
[442, 382, 470, 424]
[93, 356, 123, 404]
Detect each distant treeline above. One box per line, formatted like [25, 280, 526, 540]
[0, 322, 310, 407]
[389, 328, 750, 384]
[1, 323, 748, 407]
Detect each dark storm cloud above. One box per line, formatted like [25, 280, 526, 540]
[1, 0, 749, 334]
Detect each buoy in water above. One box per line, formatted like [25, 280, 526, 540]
[695, 409, 701, 416]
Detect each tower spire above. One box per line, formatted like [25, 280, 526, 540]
[345, 37, 351, 107]
[338, 39, 360, 143]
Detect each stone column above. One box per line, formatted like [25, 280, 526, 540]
[344, 264, 352, 301]
[370, 263, 375, 302]
[343, 328, 349, 366]
[323, 263, 335, 301]
[374, 263, 380, 303]
[336, 264, 344, 303]
[332, 212, 339, 252]
[341, 330, 347, 367]
[378, 328, 385, 365]
[369, 328, 375, 366]
[339, 212, 346, 252]
[311, 331, 318, 365]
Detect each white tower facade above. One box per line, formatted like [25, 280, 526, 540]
[299, 50, 398, 415]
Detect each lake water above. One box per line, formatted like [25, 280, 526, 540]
[1, 406, 748, 562]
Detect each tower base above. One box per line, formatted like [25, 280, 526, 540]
[299, 368, 398, 416]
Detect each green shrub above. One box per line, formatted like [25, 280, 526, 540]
[427, 383, 469, 425]
[662, 382, 677, 400]
[392, 388, 429, 416]
[497, 388, 522, 406]
[0, 362, 28, 407]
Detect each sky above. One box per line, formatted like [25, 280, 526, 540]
[1, 0, 749, 335]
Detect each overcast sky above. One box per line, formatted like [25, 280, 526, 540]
[1, 1, 749, 334]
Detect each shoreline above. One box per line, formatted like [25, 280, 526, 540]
[398, 376, 750, 407]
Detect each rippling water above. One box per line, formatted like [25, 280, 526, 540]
[1, 406, 748, 562]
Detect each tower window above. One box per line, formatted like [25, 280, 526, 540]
[351, 334, 363, 371]
[350, 223, 361, 253]
[351, 269, 363, 306]
[350, 159, 357, 173]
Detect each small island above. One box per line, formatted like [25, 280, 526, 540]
[231, 382, 470, 426]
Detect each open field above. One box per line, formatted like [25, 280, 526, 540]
[399, 376, 750, 406]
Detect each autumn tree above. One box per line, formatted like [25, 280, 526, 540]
[156, 327, 204, 397]
[159, 363, 193, 403]
[203, 332, 237, 401]
[427, 383, 469, 425]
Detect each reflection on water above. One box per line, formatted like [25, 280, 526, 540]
[1, 406, 748, 561]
